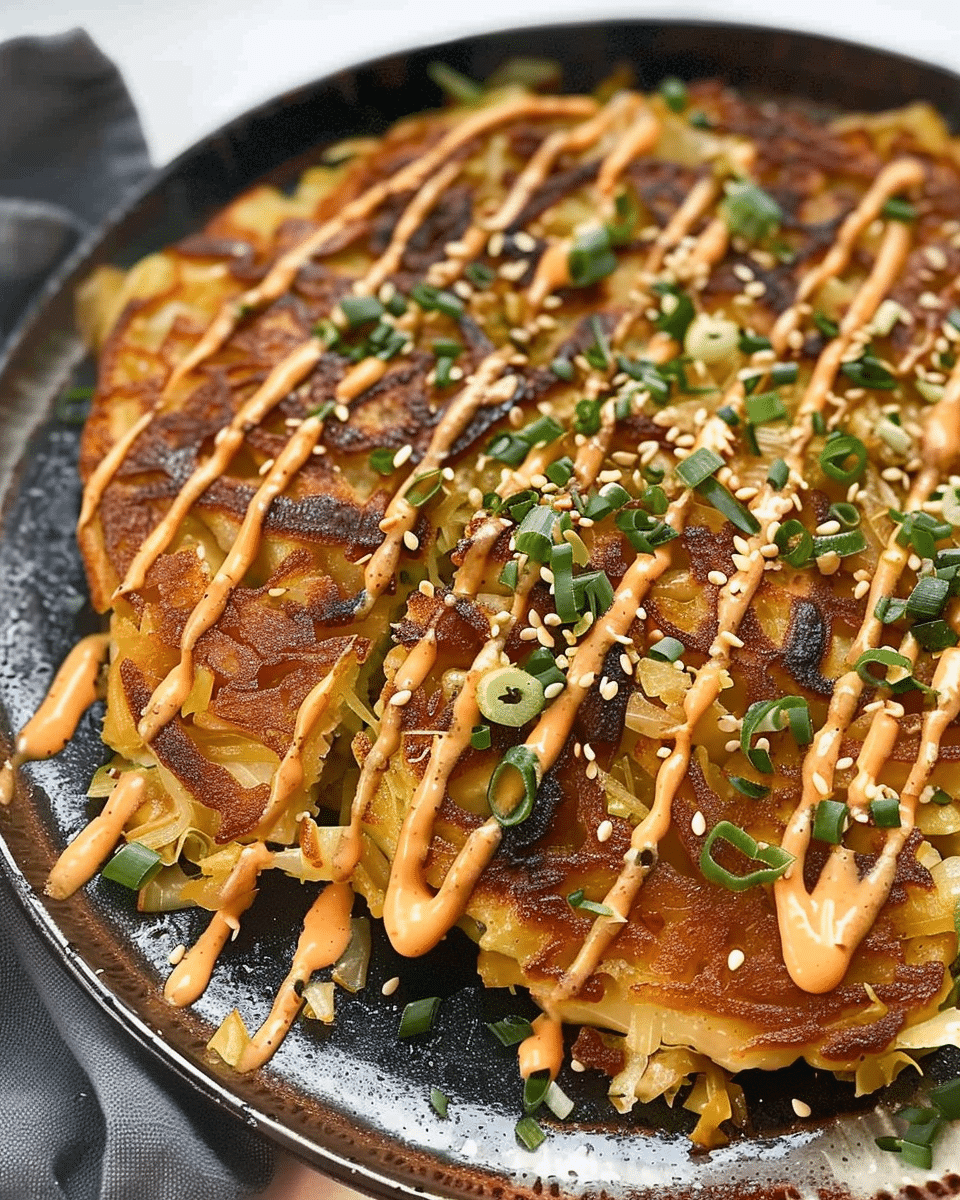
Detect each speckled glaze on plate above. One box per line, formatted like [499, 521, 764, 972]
[3, 20, 960, 1200]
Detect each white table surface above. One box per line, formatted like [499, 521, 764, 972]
[2, 0, 960, 1195]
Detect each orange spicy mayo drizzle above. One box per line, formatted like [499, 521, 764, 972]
[164, 842, 272, 1007]
[137, 413, 325, 743]
[0, 632, 110, 806]
[45, 771, 146, 899]
[236, 881, 353, 1072]
[518, 1013, 564, 1082]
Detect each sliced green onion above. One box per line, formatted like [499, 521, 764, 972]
[607, 188, 639, 245]
[515, 505, 557, 563]
[487, 432, 528, 465]
[649, 636, 684, 663]
[729, 775, 770, 799]
[471, 724, 492, 751]
[881, 196, 916, 222]
[811, 410, 827, 436]
[839, 355, 897, 390]
[746, 391, 787, 426]
[568, 226, 617, 288]
[770, 362, 799, 386]
[384, 291, 408, 316]
[930, 787, 953, 806]
[487, 746, 541, 826]
[813, 312, 839, 339]
[411, 283, 464, 319]
[405, 469, 443, 507]
[700, 820, 794, 891]
[930, 1077, 960, 1119]
[912, 620, 959, 652]
[659, 75, 688, 112]
[515, 1116, 547, 1151]
[767, 458, 789, 490]
[906, 576, 950, 620]
[738, 331, 772, 354]
[891, 509, 953, 558]
[653, 284, 696, 341]
[551, 542, 578, 624]
[102, 842, 163, 890]
[675, 447, 723, 488]
[812, 799, 848, 844]
[545, 1081, 575, 1120]
[545, 456, 574, 487]
[369, 447, 397, 475]
[585, 315, 612, 370]
[899, 1140, 933, 1170]
[433, 356, 456, 388]
[499, 559, 519, 590]
[740, 697, 813, 773]
[340, 294, 383, 327]
[464, 261, 494, 287]
[398, 997, 440, 1037]
[819, 434, 868, 483]
[313, 318, 340, 347]
[525, 647, 565, 691]
[573, 570, 615, 617]
[550, 357, 574, 381]
[722, 181, 782, 242]
[521, 415, 564, 446]
[574, 398, 602, 436]
[523, 1070, 552, 1114]
[427, 60, 482, 103]
[871, 795, 902, 828]
[567, 889, 615, 917]
[477, 667, 545, 727]
[430, 1087, 449, 1118]
[774, 519, 814, 567]
[696, 475, 761, 535]
[811, 529, 867, 559]
[718, 404, 740, 426]
[486, 1015, 534, 1046]
[853, 648, 913, 689]
[875, 595, 907, 624]
[308, 400, 336, 421]
[828, 502, 861, 528]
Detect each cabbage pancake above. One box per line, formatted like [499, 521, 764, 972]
[18, 70, 960, 1147]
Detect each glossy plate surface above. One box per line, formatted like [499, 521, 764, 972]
[3, 20, 960, 1200]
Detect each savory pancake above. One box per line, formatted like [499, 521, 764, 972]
[10, 64, 960, 1151]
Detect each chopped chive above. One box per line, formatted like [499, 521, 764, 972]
[774, 519, 813, 567]
[607, 188, 639, 245]
[430, 1087, 449, 1118]
[471, 724, 492, 751]
[573, 570, 615, 618]
[738, 331, 771, 354]
[550, 356, 574, 381]
[487, 432, 529, 465]
[696, 476, 761, 535]
[551, 542, 578, 624]
[740, 697, 812, 773]
[410, 282, 463, 319]
[573, 398, 602, 436]
[767, 458, 789, 490]
[398, 996, 441, 1037]
[313, 318, 340, 347]
[718, 404, 740, 426]
[700, 821, 794, 891]
[432, 337, 463, 359]
[811, 529, 867, 559]
[102, 842, 163, 890]
[487, 746, 541, 826]
[689, 110, 712, 129]
[811, 411, 827, 436]
[486, 1015, 534, 1046]
[384, 291, 408, 316]
[813, 312, 839, 339]
[370, 447, 397, 475]
[875, 595, 907, 624]
[659, 75, 688, 112]
[828, 502, 861, 528]
[906, 576, 950, 620]
[515, 1116, 547, 1151]
[652, 283, 696, 341]
[839, 355, 897, 390]
[770, 362, 799, 386]
[521, 415, 564, 446]
[853, 648, 915, 690]
[649, 636, 684, 663]
[871, 795, 901, 828]
[812, 799, 848, 844]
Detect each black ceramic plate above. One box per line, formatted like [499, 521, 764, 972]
[4, 20, 960, 1200]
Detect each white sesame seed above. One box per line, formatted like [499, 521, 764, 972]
[514, 231, 537, 253]
[578, 672, 596, 689]
[619, 653, 633, 675]
[812, 772, 831, 796]
[403, 531, 420, 551]
[597, 820, 613, 843]
[691, 811, 707, 837]
[393, 443, 413, 468]
[725, 739, 741, 754]
[519, 628, 538, 641]
[585, 761, 599, 780]
[381, 976, 401, 997]
[444, 593, 457, 607]
[334, 403, 350, 422]
[600, 679, 619, 701]
[656, 745, 671, 758]
[168, 944, 186, 966]
[791, 1099, 812, 1119]
[836, 756, 854, 771]
[487, 232, 505, 257]
[854, 580, 870, 599]
[419, 580, 436, 598]
[727, 948, 745, 971]
[267, 587, 287, 598]
[708, 570, 728, 587]
[390, 689, 413, 707]
[570, 1058, 586, 1073]
[544, 681, 564, 699]
[536, 626, 555, 649]
[258, 458, 275, 476]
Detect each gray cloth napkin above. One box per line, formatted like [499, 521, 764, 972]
[0, 30, 274, 1199]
